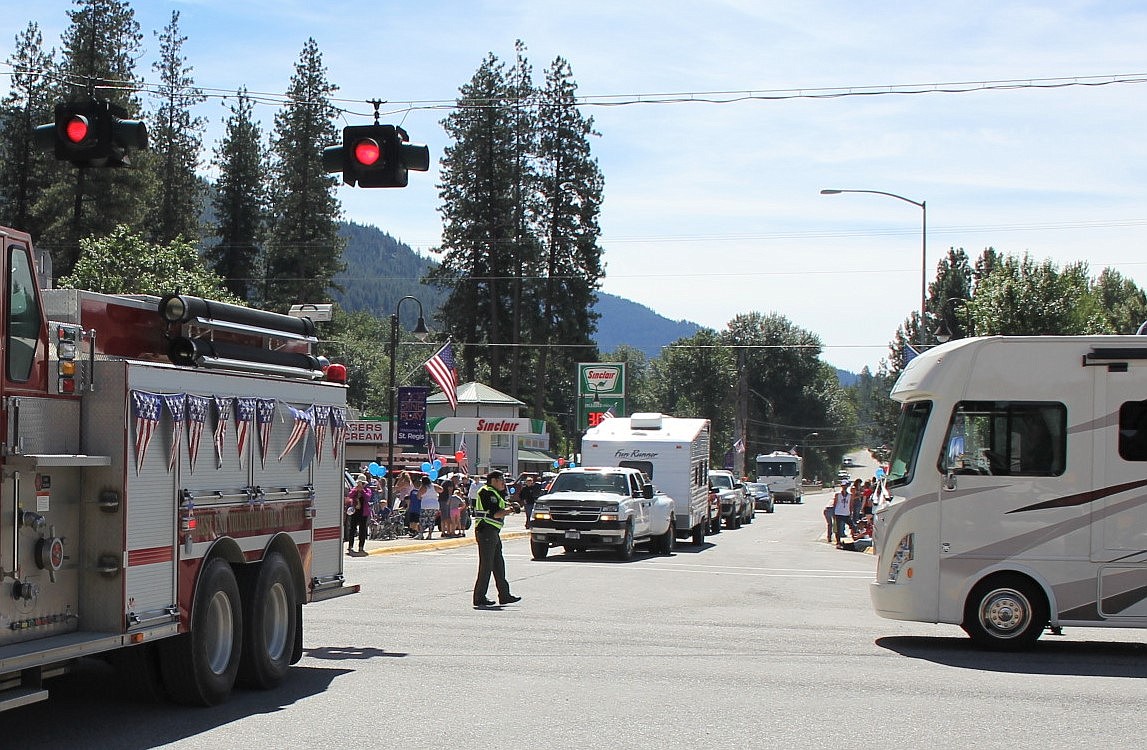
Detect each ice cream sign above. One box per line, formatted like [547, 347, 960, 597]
[579, 363, 625, 396]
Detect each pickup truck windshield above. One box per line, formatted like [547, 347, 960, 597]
[709, 474, 734, 489]
[549, 473, 631, 494]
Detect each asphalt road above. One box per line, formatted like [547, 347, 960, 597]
[10, 486, 1147, 749]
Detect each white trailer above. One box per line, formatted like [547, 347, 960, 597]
[755, 451, 803, 503]
[581, 413, 710, 545]
[871, 334, 1147, 649]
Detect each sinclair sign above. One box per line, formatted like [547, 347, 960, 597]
[578, 363, 625, 397]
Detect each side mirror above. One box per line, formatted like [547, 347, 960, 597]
[642, 484, 654, 500]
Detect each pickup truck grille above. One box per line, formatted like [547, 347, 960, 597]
[548, 504, 606, 524]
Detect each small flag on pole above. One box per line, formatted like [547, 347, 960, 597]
[601, 404, 616, 420]
[457, 434, 468, 471]
[733, 437, 745, 454]
[424, 342, 459, 412]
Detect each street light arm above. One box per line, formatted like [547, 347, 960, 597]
[820, 188, 924, 209]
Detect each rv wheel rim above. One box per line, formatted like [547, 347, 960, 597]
[980, 588, 1030, 637]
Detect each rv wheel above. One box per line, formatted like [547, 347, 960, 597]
[962, 575, 1048, 650]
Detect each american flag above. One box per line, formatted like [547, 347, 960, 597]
[601, 404, 616, 420]
[313, 404, 331, 463]
[424, 343, 459, 412]
[733, 437, 745, 454]
[278, 404, 314, 462]
[235, 397, 256, 468]
[131, 390, 161, 475]
[256, 399, 277, 469]
[427, 436, 438, 465]
[185, 394, 210, 473]
[213, 396, 232, 468]
[161, 393, 187, 472]
[331, 406, 347, 460]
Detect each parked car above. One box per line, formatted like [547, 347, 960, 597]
[708, 470, 752, 528]
[836, 470, 852, 483]
[744, 482, 775, 513]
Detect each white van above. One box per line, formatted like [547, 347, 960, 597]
[582, 413, 711, 545]
[871, 335, 1147, 649]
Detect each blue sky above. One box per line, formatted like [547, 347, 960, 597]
[4, 1, 1147, 373]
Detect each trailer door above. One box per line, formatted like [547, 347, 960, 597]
[1092, 361, 1147, 619]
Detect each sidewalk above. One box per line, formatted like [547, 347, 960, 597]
[346, 511, 531, 557]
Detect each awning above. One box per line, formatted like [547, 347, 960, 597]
[518, 448, 558, 464]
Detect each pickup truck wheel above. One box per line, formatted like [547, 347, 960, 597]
[655, 520, 675, 555]
[709, 517, 721, 535]
[691, 522, 705, 545]
[616, 523, 635, 561]
[530, 540, 549, 560]
[726, 512, 739, 530]
[744, 506, 754, 524]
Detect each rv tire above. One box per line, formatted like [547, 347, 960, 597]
[691, 522, 705, 545]
[962, 574, 1048, 650]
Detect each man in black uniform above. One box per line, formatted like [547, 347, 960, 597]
[517, 474, 544, 529]
[472, 471, 521, 607]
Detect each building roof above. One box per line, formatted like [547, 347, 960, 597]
[427, 381, 526, 407]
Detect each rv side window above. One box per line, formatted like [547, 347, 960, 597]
[942, 401, 1066, 477]
[1118, 401, 1147, 461]
[7, 246, 40, 382]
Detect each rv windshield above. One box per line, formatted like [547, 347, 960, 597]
[887, 401, 932, 488]
[756, 460, 797, 477]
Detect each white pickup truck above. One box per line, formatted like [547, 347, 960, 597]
[529, 467, 676, 560]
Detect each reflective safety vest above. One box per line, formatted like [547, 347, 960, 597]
[473, 484, 506, 530]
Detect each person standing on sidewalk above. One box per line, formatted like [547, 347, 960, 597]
[832, 479, 852, 548]
[472, 471, 520, 608]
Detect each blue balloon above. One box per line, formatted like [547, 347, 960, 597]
[428, 469, 439, 481]
[421, 461, 433, 473]
[367, 462, 383, 476]
[377, 465, 387, 477]
[553, 461, 560, 468]
[432, 459, 443, 470]
[508, 486, 516, 494]
[568, 462, 577, 468]
[875, 467, 886, 479]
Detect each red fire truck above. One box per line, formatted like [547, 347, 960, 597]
[0, 226, 356, 711]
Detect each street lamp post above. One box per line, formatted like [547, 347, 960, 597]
[820, 188, 927, 346]
[933, 297, 969, 343]
[386, 296, 430, 505]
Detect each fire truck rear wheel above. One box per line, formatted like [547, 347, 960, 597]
[159, 557, 243, 706]
[238, 552, 298, 689]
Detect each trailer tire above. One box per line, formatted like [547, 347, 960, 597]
[530, 540, 549, 560]
[238, 552, 297, 690]
[159, 557, 242, 706]
[962, 574, 1047, 650]
[691, 522, 705, 545]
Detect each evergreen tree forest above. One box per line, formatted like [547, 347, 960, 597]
[1, 3, 1146, 469]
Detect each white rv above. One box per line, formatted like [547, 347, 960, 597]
[581, 413, 711, 545]
[871, 335, 1147, 649]
[755, 451, 803, 503]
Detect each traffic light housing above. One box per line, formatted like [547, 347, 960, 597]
[33, 99, 148, 167]
[322, 124, 430, 188]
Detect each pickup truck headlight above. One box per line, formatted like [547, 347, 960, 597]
[533, 508, 551, 520]
[599, 513, 619, 522]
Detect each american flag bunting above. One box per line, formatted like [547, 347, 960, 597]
[161, 393, 187, 472]
[213, 396, 232, 468]
[256, 399, 277, 469]
[185, 394, 210, 473]
[131, 390, 162, 475]
[331, 406, 347, 460]
[234, 397, 256, 469]
[278, 404, 314, 462]
[313, 404, 331, 464]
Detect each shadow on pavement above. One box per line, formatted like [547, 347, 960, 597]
[876, 635, 1147, 677]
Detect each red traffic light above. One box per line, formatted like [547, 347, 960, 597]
[352, 139, 381, 166]
[64, 115, 90, 144]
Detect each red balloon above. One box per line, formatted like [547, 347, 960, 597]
[454, 451, 465, 464]
[558, 457, 566, 467]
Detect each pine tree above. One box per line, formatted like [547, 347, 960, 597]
[208, 88, 266, 303]
[148, 10, 205, 244]
[429, 52, 518, 386]
[531, 55, 604, 417]
[0, 22, 56, 236]
[264, 38, 344, 312]
[31, 0, 154, 277]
